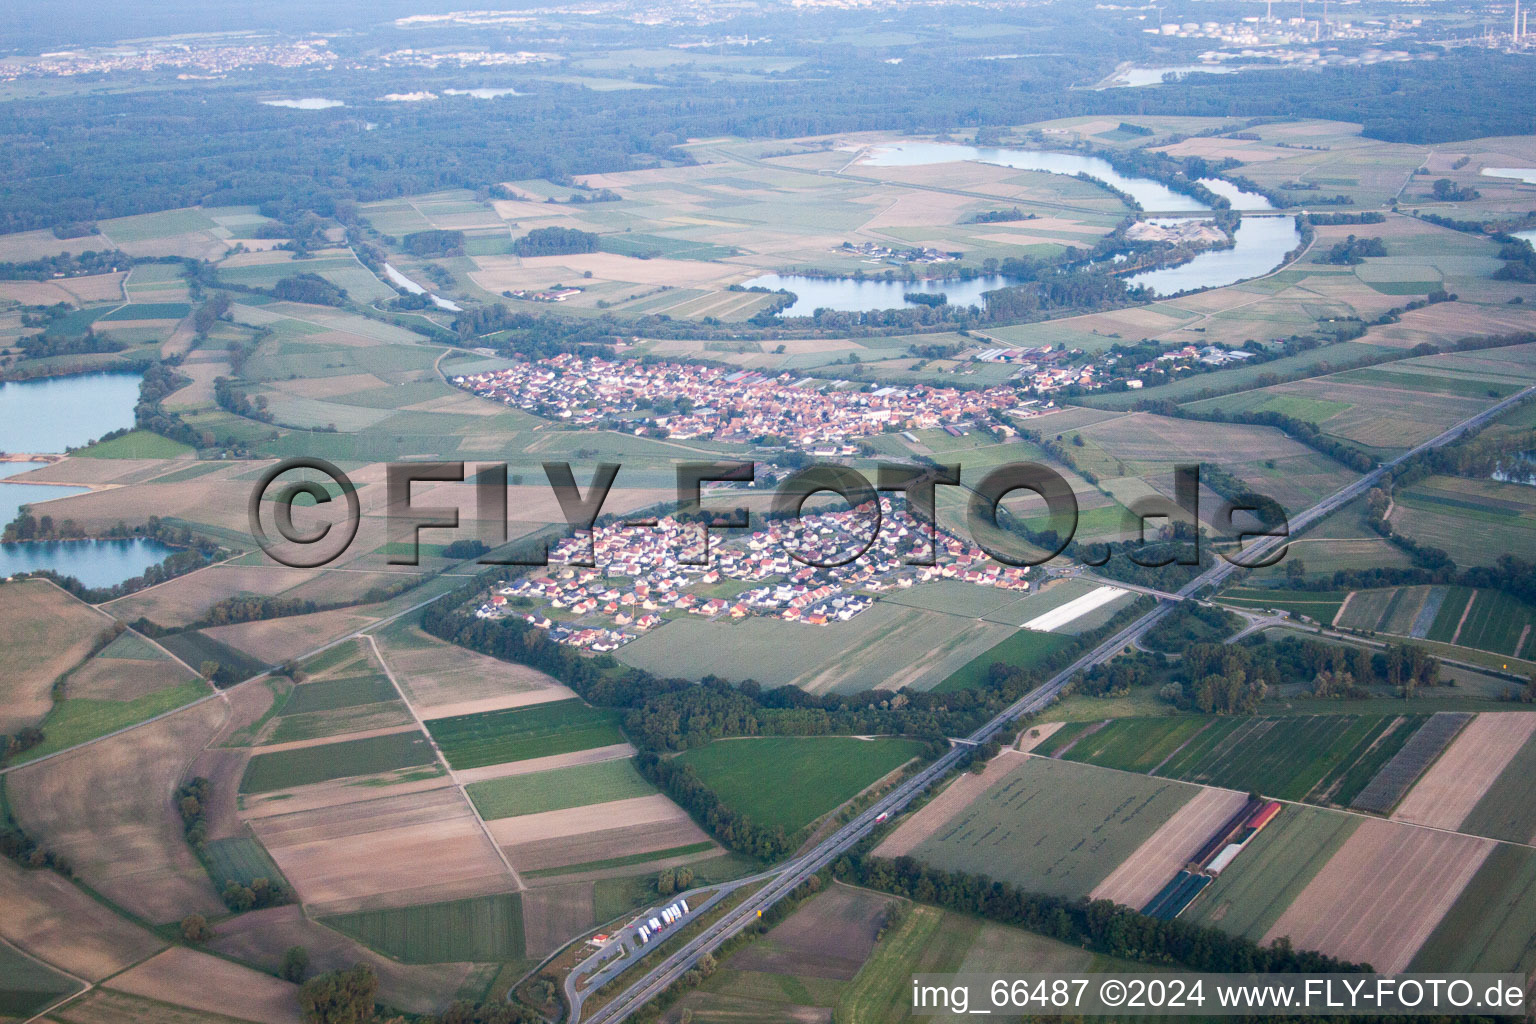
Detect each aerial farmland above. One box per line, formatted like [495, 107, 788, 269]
[4, 3, 1536, 1020]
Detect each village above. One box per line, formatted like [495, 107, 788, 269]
[456, 342, 1271, 448]
[474, 498, 1034, 651]
[453, 354, 1047, 447]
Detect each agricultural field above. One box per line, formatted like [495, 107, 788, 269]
[1349, 711, 1472, 814]
[1411, 843, 1536, 973]
[425, 699, 626, 771]
[932, 627, 1075, 692]
[1042, 714, 1428, 807]
[617, 600, 1015, 695]
[1263, 817, 1493, 972]
[672, 882, 1154, 1024]
[1337, 583, 1536, 658]
[6, 699, 227, 923]
[1393, 712, 1536, 832]
[1183, 803, 1360, 943]
[0, 942, 80, 1021]
[674, 736, 927, 834]
[1217, 585, 1347, 623]
[878, 756, 1195, 898]
[256, 647, 412, 746]
[245, 783, 514, 915]
[202, 836, 288, 892]
[322, 892, 526, 964]
[1391, 475, 1536, 566]
[1454, 728, 1536, 844]
[0, 580, 113, 736]
[239, 730, 438, 794]
[101, 946, 302, 1024]
[466, 757, 656, 820]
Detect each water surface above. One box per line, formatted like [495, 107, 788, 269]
[863, 142, 1211, 212]
[0, 538, 177, 588]
[0, 463, 89, 528]
[262, 98, 344, 110]
[1124, 216, 1300, 295]
[0, 372, 141, 453]
[741, 273, 1018, 316]
[1112, 64, 1238, 87]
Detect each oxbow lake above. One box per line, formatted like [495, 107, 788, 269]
[1124, 215, 1300, 296]
[861, 142, 1215, 212]
[0, 371, 174, 586]
[745, 144, 1290, 314]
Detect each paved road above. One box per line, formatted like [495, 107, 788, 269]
[568, 384, 1536, 1024]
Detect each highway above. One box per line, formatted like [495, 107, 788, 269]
[566, 383, 1536, 1024]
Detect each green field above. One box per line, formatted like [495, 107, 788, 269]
[1183, 804, 1359, 942]
[74, 429, 194, 459]
[202, 835, 288, 891]
[1050, 714, 1428, 805]
[522, 840, 718, 880]
[466, 757, 656, 820]
[1453, 590, 1536, 658]
[323, 892, 525, 963]
[97, 631, 167, 660]
[1410, 843, 1536, 973]
[97, 301, 191, 321]
[239, 730, 437, 793]
[0, 943, 80, 1019]
[158, 630, 267, 685]
[425, 699, 626, 770]
[1218, 586, 1346, 623]
[902, 756, 1194, 898]
[15, 678, 211, 763]
[1458, 732, 1536, 844]
[675, 736, 927, 834]
[282, 674, 397, 715]
[932, 628, 1074, 693]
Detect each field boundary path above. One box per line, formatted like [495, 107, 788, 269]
[362, 633, 527, 892]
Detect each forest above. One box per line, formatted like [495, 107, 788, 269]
[1, 47, 1533, 235]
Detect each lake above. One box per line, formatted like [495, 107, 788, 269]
[1125, 215, 1300, 296]
[1111, 64, 1238, 88]
[862, 142, 1212, 212]
[749, 216, 1300, 313]
[741, 273, 1018, 316]
[0, 372, 141, 454]
[0, 463, 89, 528]
[0, 538, 176, 588]
[262, 98, 344, 110]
